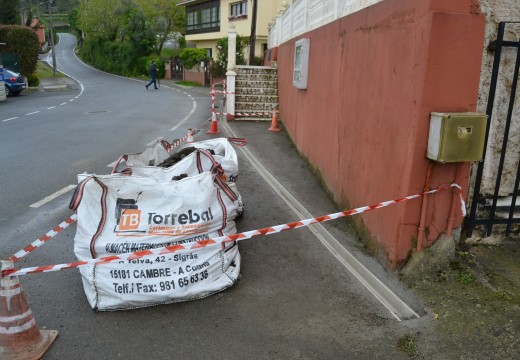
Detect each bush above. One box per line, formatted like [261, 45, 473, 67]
[27, 73, 40, 87]
[161, 47, 181, 60]
[0, 25, 40, 75]
[179, 48, 208, 70]
[145, 58, 165, 79]
[212, 35, 248, 76]
[78, 36, 152, 77]
[251, 56, 263, 66]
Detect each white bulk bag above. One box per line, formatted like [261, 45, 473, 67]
[123, 139, 172, 167]
[112, 148, 244, 217]
[113, 138, 245, 183]
[70, 171, 241, 310]
[79, 242, 240, 311]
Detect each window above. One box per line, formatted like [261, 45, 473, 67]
[186, 0, 220, 34]
[230, 1, 247, 19]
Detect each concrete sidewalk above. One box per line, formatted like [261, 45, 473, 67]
[34, 74, 520, 359]
[39, 76, 79, 92]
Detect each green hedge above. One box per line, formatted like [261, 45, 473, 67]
[0, 25, 40, 75]
[78, 37, 167, 78]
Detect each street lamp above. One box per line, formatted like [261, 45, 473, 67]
[38, 0, 56, 74]
[47, 0, 57, 75]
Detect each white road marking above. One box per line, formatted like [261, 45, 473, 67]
[2, 117, 18, 122]
[170, 100, 197, 132]
[29, 185, 77, 208]
[26, 111, 40, 116]
[60, 102, 67, 106]
[47, 106, 56, 110]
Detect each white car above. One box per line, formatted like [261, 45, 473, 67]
[0, 67, 6, 102]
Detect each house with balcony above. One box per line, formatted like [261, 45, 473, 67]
[178, 0, 282, 61]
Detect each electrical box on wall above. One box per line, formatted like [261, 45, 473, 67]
[427, 112, 487, 163]
[293, 38, 310, 89]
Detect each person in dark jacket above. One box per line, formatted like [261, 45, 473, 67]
[145, 60, 158, 90]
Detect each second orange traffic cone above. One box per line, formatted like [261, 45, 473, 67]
[268, 109, 281, 132]
[0, 260, 58, 360]
[207, 113, 219, 134]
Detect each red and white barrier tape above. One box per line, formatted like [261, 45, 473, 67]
[165, 130, 193, 152]
[214, 90, 235, 95]
[215, 111, 278, 117]
[1, 184, 464, 277]
[212, 79, 226, 87]
[10, 133, 242, 264]
[9, 214, 78, 263]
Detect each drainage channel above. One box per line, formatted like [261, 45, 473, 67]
[222, 120, 420, 322]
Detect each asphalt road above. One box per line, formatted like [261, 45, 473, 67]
[0, 34, 437, 359]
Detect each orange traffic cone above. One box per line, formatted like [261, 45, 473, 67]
[268, 109, 281, 132]
[207, 113, 219, 134]
[0, 260, 58, 360]
[186, 128, 194, 143]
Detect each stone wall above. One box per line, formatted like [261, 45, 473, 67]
[472, 1, 520, 197]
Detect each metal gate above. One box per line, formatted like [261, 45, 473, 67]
[467, 21, 520, 238]
[172, 58, 183, 81]
[203, 59, 211, 87]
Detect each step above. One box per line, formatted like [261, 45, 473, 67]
[235, 101, 278, 112]
[236, 86, 277, 94]
[236, 65, 277, 75]
[483, 196, 520, 219]
[237, 73, 278, 82]
[235, 94, 278, 103]
[235, 87, 278, 96]
[233, 116, 272, 121]
[236, 79, 278, 88]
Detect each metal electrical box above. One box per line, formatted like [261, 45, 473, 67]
[293, 38, 310, 90]
[427, 112, 487, 163]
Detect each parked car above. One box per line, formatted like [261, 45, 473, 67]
[0, 76, 6, 103]
[4, 69, 26, 96]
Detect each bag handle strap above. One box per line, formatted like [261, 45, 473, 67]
[160, 139, 172, 152]
[111, 155, 133, 175]
[195, 148, 238, 202]
[227, 137, 247, 147]
[69, 176, 108, 259]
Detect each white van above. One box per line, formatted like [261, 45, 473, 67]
[0, 66, 6, 102]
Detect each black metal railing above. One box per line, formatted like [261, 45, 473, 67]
[467, 21, 520, 238]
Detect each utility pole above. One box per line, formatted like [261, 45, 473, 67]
[47, 0, 56, 75]
[249, 0, 258, 65]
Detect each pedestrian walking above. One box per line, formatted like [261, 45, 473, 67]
[145, 60, 158, 90]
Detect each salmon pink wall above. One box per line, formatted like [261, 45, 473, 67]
[276, 0, 485, 268]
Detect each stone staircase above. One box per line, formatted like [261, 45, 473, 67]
[234, 65, 278, 121]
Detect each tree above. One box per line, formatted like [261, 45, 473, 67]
[134, 0, 185, 55]
[211, 35, 248, 76]
[77, 0, 124, 40]
[0, 25, 40, 74]
[0, 0, 20, 25]
[249, 0, 258, 64]
[119, 9, 154, 55]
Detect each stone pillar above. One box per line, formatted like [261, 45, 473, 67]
[226, 26, 237, 120]
[165, 60, 172, 80]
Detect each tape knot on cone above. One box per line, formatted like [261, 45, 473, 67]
[186, 129, 194, 143]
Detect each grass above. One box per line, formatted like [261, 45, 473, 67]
[397, 333, 419, 358]
[176, 80, 201, 87]
[454, 270, 477, 285]
[36, 61, 65, 79]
